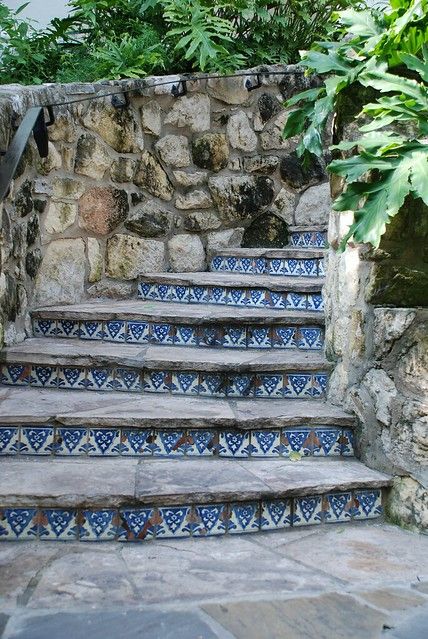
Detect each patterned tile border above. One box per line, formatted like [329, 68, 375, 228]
[138, 284, 324, 312]
[0, 364, 328, 399]
[289, 231, 327, 248]
[0, 489, 383, 541]
[210, 256, 323, 278]
[33, 319, 324, 351]
[0, 425, 354, 457]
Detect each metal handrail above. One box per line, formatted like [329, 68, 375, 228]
[0, 105, 55, 202]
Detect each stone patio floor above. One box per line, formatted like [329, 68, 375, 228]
[1, 522, 427, 638]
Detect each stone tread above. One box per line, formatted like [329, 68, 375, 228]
[289, 225, 327, 232]
[0, 386, 355, 428]
[0, 457, 392, 508]
[139, 272, 324, 292]
[0, 338, 332, 372]
[209, 248, 325, 259]
[32, 300, 325, 326]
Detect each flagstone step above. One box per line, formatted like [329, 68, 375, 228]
[0, 339, 330, 399]
[0, 457, 391, 541]
[32, 300, 325, 350]
[138, 272, 324, 311]
[208, 248, 325, 278]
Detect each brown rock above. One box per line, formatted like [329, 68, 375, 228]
[134, 152, 174, 201]
[79, 187, 129, 235]
[192, 134, 229, 172]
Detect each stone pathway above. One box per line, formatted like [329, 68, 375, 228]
[1, 523, 427, 638]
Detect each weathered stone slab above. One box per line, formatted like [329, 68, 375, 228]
[168, 234, 206, 272]
[155, 135, 191, 168]
[106, 234, 165, 280]
[208, 175, 274, 223]
[34, 239, 85, 306]
[192, 134, 229, 172]
[134, 152, 173, 200]
[79, 187, 128, 235]
[164, 93, 211, 132]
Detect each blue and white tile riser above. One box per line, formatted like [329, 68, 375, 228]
[210, 256, 325, 278]
[138, 284, 324, 312]
[289, 230, 327, 248]
[0, 489, 384, 541]
[0, 425, 354, 457]
[33, 319, 324, 351]
[0, 364, 328, 399]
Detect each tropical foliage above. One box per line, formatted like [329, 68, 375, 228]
[283, 0, 428, 249]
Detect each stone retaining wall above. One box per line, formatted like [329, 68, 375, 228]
[0, 65, 329, 346]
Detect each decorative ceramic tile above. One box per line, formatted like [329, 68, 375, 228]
[39, 509, 77, 540]
[260, 499, 292, 530]
[300, 259, 318, 277]
[170, 285, 189, 303]
[341, 429, 355, 456]
[211, 287, 228, 305]
[80, 321, 104, 340]
[223, 257, 239, 272]
[293, 495, 323, 526]
[254, 257, 266, 274]
[186, 430, 216, 456]
[1, 364, 31, 386]
[0, 427, 20, 455]
[297, 328, 323, 350]
[114, 368, 142, 392]
[222, 326, 247, 348]
[138, 283, 156, 300]
[312, 428, 342, 457]
[268, 258, 284, 275]
[171, 371, 199, 395]
[218, 431, 250, 457]
[285, 292, 307, 311]
[225, 288, 248, 307]
[353, 490, 383, 520]
[56, 319, 80, 338]
[283, 428, 312, 456]
[251, 431, 281, 457]
[33, 318, 57, 337]
[306, 294, 324, 311]
[79, 510, 118, 540]
[198, 326, 223, 348]
[226, 374, 255, 397]
[117, 508, 156, 541]
[284, 374, 313, 398]
[127, 321, 150, 344]
[247, 327, 271, 349]
[20, 427, 54, 455]
[255, 374, 283, 398]
[57, 367, 86, 389]
[87, 429, 121, 456]
[150, 323, 174, 345]
[104, 320, 126, 342]
[318, 259, 326, 276]
[0, 509, 38, 539]
[311, 373, 328, 398]
[189, 286, 210, 304]
[323, 492, 352, 523]
[86, 368, 115, 391]
[282, 259, 300, 276]
[152, 431, 186, 456]
[174, 325, 197, 347]
[192, 504, 228, 536]
[316, 231, 327, 247]
[151, 284, 172, 302]
[198, 373, 225, 397]
[240, 257, 253, 273]
[157, 507, 191, 538]
[30, 365, 57, 388]
[267, 291, 286, 309]
[272, 326, 296, 349]
[120, 429, 152, 456]
[143, 371, 171, 393]
[210, 256, 224, 272]
[247, 289, 265, 308]
[55, 427, 88, 455]
[229, 503, 259, 534]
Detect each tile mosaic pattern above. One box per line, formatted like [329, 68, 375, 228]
[32, 319, 324, 351]
[0, 425, 353, 457]
[1, 363, 329, 400]
[210, 256, 324, 278]
[289, 230, 327, 248]
[0, 489, 383, 541]
[138, 284, 324, 312]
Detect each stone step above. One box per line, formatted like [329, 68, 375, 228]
[138, 272, 324, 312]
[32, 300, 325, 351]
[208, 248, 325, 278]
[0, 457, 391, 541]
[0, 339, 330, 399]
[288, 226, 328, 248]
[0, 388, 355, 458]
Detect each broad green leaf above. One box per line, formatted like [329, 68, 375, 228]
[283, 104, 313, 138]
[301, 49, 355, 74]
[285, 87, 323, 108]
[338, 8, 382, 38]
[400, 50, 428, 82]
[409, 151, 428, 204]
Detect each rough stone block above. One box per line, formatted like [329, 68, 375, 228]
[168, 234, 206, 272]
[79, 187, 129, 235]
[34, 238, 85, 305]
[106, 234, 165, 279]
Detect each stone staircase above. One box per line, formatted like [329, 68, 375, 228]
[0, 225, 391, 542]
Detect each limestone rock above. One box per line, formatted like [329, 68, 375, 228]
[280, 152, 326, 190]
[52, 178, 85, 200]
[168, 234, 206, 272]
[48, 110, 77, 143]
[141, 100, 162, 136]
[362, 369, 397, 427]
[82, 101, 142, 153]
[79, 187, 129, 235]
[295, 183, 331, 226]
[175, 190, 212, 210]
[258, 93, 282, 123]
[87, 238, 103, 283]
[111, 157, 136, 183]
[208, 175, 275, 223]
[35, 238, 85, 305]
[74, 133, 111, 179]
[226, 111, 257, 151]
[134, 152, 173, 201]
[173, 171, 207, 187]
[26, 214, 40, 246]
[260, 112, 296, 151]
[184, 211, 221, 232]
[373, 308, 417, 358]
[44, 201, 77, 234]
[14, 180, 33, 217]
[106, 234, 165, 279]
[164, 93, 210, 132]
[36, 142, 62, 175]
[243, 155, 279, 174]
[155, 135, 191, 168]
[192, 134, 229, 172]
[125, 202, 179, 238]
[88, 280, 135, 299]
[271, 188, 296, 224]
[387, 476, 428, 532]
[243, 212, 289, 249]
[206, 228, 244, 251]
[207, 75, 249, 104]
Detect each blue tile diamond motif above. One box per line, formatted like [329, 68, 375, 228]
[58, 367, 85, 389]
[218, 431, 250, 457]
[153, 431, 186, 456]
[272, 327, 296, 349]
[80, 510, 117, 540]
[353, 490, 382, 519]
[171, 372, 199, 395]
[81, 321, 103, 340]
[251, 431, 281, 456]
[0, 509, 37, 539]
[55, 428, 87, 455]
[33, 319, 56, 337]
[284, 429, 312, 456]
[0, 427, 19, 455]
[151, 324, 174, 344]
[174, 326, 197, 346]
[255, 374, 283, 398]
[115, 368, 141, 392]
[158, 507, 191, 538]
[20, 427, 54, 455]
[187, 430, 216, 456]
[294, 495, 323, 526]
[88, 429, 120, 455]
[229, 503, 259, 533]
[324, 493, 352, 523]
[121, 430, 151, 456]
[313, 428, 341, 457]
[298, 328, 323, 350]
[193, 504, 227, 536]
[39, 509, 77, 540]
[127, 322, 150, 343]
[56, 320, 79, 337]
[261, 500, 292, 530]
[118, 509, 156, 541]
[1, 364, 30, 386]
[247, 327, 271, 349]
[104, 321, 126, 342]
[30, 366, 57, 388]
